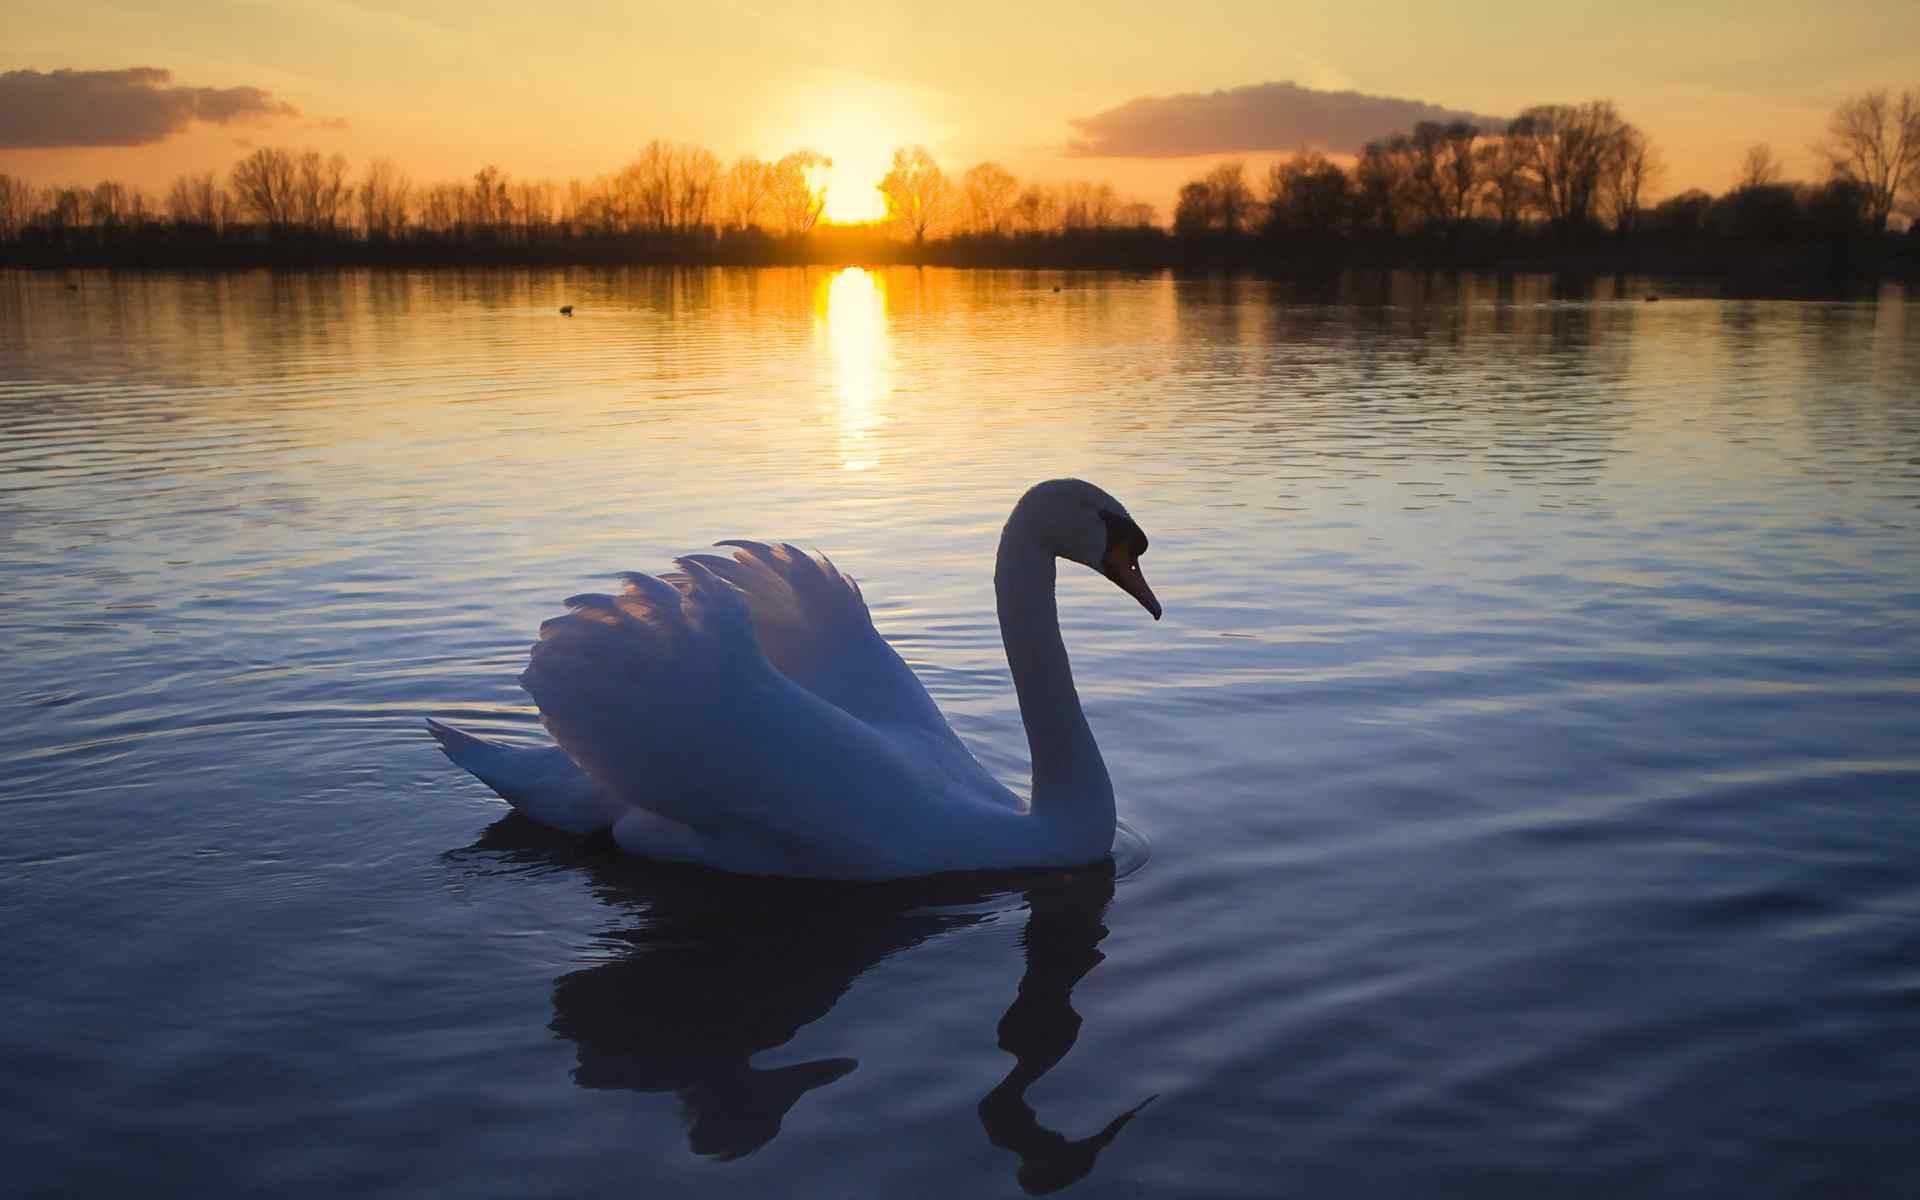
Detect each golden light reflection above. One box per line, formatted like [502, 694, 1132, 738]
[815, 267, 890, 471]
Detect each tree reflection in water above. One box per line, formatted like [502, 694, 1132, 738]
[454, 817, 1150, 1188]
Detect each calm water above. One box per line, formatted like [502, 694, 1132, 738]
[2, 267, 1918, 1197]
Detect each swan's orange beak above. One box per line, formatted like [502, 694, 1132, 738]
[1102, 547, 1162, 620]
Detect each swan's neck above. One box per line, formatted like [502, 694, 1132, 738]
[995, 519, 1114, 849]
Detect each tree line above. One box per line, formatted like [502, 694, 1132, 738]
[0, 139, 1155, 261]
[1, 88, 1915, 276]
[1177, 92, 1917, 249]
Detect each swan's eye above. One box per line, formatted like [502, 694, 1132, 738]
[1097, 508, 1149, 559]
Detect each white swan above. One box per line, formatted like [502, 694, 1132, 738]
[427, 478, 1160, 879]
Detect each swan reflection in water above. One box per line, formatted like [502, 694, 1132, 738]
[454, 817, 1152, 1192]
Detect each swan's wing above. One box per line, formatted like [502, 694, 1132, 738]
[674, 540, 954, 738]
[519, 559, 937, 864]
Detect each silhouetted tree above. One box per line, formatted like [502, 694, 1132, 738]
[513, 179, 556, 241]
[1602, 128, 1659, 238]
[1262, 149, 1351, 239]
[1172, 181, 1212, 237]
[1475, 136, 1531, 238]
[1818, 88, 1920, 234]
[1408, 121, 1481, 235]
[1648, 189, 1713, 239]
[358, 159, 411, 239]
[1203, 162, 1254, 233]
[86, 181, 131, 228]
[417, 182, 462, 234]
[164, 173, 226, 230]
[962, 162, 1018, 234]
[1009, 184, 1060, 234]
[1803, 177, 1874, 238]
[42, 187, 86, 233]
[1739, 143, 1783, 190]
[567, 175, 625, 236]
[467, 164, 511, 229]
[231, 147, 299, 230]
[721, 156, 776, 230]
[1709, 184, 1802, 241]
[1059, 179, 1122, 229]
[1353, 137, 1415, 235]
[296, 151, 350, 233]
[0, 174, 32, 239]
[619, 141, 718, 234]
[879, 145, 951, 245]
[771, 150, 829, 233]
[1509, 101, 1639, 242]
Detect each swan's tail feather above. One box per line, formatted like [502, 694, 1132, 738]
[426, 716, 488, 760]
[424, 718, 618, 834]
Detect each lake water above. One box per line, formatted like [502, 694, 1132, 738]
[2, 267, 1917, 1197]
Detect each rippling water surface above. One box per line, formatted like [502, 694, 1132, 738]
[2, 267, 1917, 1197]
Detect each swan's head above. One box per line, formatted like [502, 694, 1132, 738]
[1015, 478, 1161, 620]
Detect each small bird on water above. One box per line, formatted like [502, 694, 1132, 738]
[559, 305, 574, 316]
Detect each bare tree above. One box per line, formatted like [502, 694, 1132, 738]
[1201, 162, 1253, 233]
[293, 152, 350, 233]
[358, 159, 411, 238]
[1602, 127, 1660, 237]
[1738, 143, 1783, 190]
[618, 141, 719, 234]
[721, 156, 776, 229]
[1475, 137, 1531, 237]
[466, 164, 512, 230]
[961, 162, 1019, 234]
[231, 147, 299, 229]
[0, 173, 32, 239]
[1353, 137, 1416, 234]
[87, 181, 130, 227]
[1007, 184, 1058, 233]
[514, 179, 555, 240]
[1818, 89, 1920, 234]
[1509, 101, 1638, 241]
[618, 143, 670, 232]
[416, 182, 463, 234]
[43, 187, 86, 232]
[771, 150, 830, 233]
[673, 145, 720, 233]
[1059, 179, 1121, 229]
[1406, 121, 1482, 234]
[164, 173, 225, 229]
[879, 145, 951, 244]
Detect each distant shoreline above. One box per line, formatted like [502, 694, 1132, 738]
[4, 227, 1915, 296]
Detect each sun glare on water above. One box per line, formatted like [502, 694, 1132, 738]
[815, 267, 890, 470]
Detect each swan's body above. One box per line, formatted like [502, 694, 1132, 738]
[428, 479, 1159, 880]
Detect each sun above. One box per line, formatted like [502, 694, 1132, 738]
[821, 150, 890, 225]
[768, 80, 926, 225]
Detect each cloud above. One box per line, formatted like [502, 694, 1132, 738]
[0, 67, 302, 149]
[1066, 80, 1507, 159]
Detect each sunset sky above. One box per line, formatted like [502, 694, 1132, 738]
[5, 0, 1918, 217]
